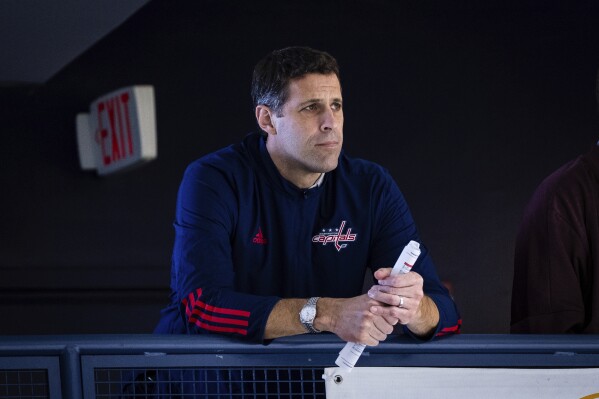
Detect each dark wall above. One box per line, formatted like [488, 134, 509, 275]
[2, 0, 599, 334]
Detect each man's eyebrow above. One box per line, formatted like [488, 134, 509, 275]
[298, 97, 343, 107]
[298, 98, 323, 106]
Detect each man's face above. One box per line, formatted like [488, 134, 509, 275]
[265, 73, 344, 188]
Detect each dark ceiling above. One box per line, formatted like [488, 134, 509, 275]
[0, 0, 149, 86]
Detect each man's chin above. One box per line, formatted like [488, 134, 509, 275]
[321, 162, 339, 173]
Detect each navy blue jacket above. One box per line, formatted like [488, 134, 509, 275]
[155, 133, 461, 342]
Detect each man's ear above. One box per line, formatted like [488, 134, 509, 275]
[256, 105, 277, 136]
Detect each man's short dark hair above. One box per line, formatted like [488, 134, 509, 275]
[251, 46, 340, 116]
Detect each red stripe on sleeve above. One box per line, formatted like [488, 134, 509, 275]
[183, 288, 249, 318]
[181, 288, 251, 335]
[201, 301, 250, 318]
[436, 319, 462, 336]
[190, 308, 249, 326]
[192, 319, 248, 335]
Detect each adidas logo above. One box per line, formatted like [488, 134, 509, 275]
[252, 228, 268, 245]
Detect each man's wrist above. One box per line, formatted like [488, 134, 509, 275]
[406, 296, 439, 338]
[312, 297, 339, 333]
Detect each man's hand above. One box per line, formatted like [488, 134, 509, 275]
[367, 268, 440, 338]
[315, 295, 396, 346]
[263, 270, 439, 343]
[264, 295, 395, 345]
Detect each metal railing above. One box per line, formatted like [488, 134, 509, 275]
[1, 334, 598, 398]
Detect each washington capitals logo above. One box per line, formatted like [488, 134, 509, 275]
[312, 220, 357, 252]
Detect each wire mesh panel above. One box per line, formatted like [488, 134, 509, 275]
[0, 356, 61, 399]
[0, 369, 49, 399]
[93, 367, 325, 398]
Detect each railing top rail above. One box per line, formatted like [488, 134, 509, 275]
[0, 334, 599, 356]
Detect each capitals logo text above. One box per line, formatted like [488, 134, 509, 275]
[312, 221, 357, 252]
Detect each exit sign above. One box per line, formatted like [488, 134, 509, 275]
[77, 85, 157, 175]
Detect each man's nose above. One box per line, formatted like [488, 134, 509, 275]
[320, 107, 340, 132]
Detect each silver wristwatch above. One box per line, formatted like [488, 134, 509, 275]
[299, 297, 321, 333]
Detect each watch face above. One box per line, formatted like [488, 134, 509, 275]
[300, 306, 316, 322]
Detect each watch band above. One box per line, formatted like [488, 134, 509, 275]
[300, 296, 321, 333]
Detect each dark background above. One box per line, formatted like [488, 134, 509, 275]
[1, 0, 599, 335]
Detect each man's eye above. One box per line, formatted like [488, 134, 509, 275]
[331, 102, 342, 111]
[304, 104, 317, 111]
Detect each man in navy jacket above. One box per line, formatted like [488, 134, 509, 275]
[156, 46, 461, 344]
